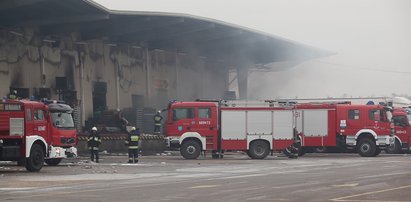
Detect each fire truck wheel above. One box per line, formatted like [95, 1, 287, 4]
[45, 158, 63, 166]
[246, 150, 252, 158]
[298, 147, 306, 157]
[374, 147, 381, 156]
[249, 140, 269, 159]
[385, 139, 401, 154]
[314, 146, 328, 153]
[180, 140, 201, 159]
[357, 138, 377, 157]
[25, 144, 45, 172]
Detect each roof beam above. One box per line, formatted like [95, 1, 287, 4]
[142, 23, 215, 42]
[201, 35, 268, 53]
[40, 20, 109, 35]
[0, 0, 48, 11]
[148, 28, 244, 50]
[113, 17, 186, 42]
[16, 13, 109, 27]
[80, 16, 154, 40]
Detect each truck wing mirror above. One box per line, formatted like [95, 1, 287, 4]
[384, 106, 393, 112]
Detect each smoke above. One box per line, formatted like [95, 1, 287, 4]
[95, 0, 411, 99]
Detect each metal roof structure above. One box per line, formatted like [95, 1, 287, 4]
[0, 0, 330, 65]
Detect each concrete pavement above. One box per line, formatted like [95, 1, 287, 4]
[1, 153, 411, 201]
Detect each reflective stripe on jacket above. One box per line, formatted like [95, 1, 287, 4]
[153, 115, 163, 126]
[87, 132, 101, 148]
[125, 131, 140, 149]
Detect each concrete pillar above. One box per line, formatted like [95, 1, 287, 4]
[79, 51, 86, 127]
[237, 65, 248, 100]
[115, 52, 120, 110]
[145, 48, 151, 105]
[175, 52, 179, 99]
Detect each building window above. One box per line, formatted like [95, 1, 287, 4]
[173, 108, 194, 121]
[348, 109, 360, 120]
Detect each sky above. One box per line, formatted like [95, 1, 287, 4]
[95, 0, 410, 99]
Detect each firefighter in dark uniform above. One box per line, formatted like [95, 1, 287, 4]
[153, 111, 163, 134]
[87, 127, 102, 163]
[284, 128, 300, 158]
[8, 90, 17, 100]
[125, 127, 140, 163]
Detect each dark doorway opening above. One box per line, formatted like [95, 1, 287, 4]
[10, 87, 29, 99]
[93, 82, 107, 112]
[132, 94, 144, 108]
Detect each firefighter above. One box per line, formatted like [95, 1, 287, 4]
[125, 127, 140, 163]
[87, 127, 102, 163]
[8, 90, 17, 100]
[116, 108, 129, 132]
[153, 111, 163, 134]
[284, 128, 300, 158]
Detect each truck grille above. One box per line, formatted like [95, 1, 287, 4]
[61, 137, 75, 144]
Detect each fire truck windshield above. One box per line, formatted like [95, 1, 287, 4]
[407, 114, 411, 125]
[51, 111, 74, 128]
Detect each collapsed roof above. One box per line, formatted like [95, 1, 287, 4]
[0, 0, 330, 65]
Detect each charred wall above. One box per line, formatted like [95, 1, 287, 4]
[0, 29, 229, 127]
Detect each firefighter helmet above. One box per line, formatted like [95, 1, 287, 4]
[91, 127, 97, 131]
[131, 127, 136, 131]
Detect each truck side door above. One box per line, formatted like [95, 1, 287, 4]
[367, 109, 389, 132]
[193, 107, 218, 149]
[393, 115, 410, 146]
[343, 108, 364, 135]
[33, 108, 49, 141]
[24, 106, 34, 136]
[191, 107, 215, 135]
[168, 107, 195, 136]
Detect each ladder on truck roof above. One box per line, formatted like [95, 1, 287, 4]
[276, 97, 395, 106]
[195, 99, 351, 108]
[220, 100, 296, 108]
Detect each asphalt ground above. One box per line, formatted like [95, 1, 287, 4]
[1, 152, 411, 202]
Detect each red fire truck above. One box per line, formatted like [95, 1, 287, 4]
[296, 102, 395, 157]
[385, 107, 411, 153]
[165, 100, 308, 159]
[0, 99, 77, 171]
[164, 100, 395, 159]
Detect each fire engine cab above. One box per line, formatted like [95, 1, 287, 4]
[295, 102, 395, 157]
[385, 107, 411, 153]
[0, 99, 77, 171]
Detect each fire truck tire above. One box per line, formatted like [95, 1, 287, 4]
[25, 144, 45, 172]
[374, 147, 381, 156]
[314, 146, 328, 153]
[45, 158, 62, 166]
[248, 140, 269, 159]
[180, 140, 201, 159]
[298, 147, 306, 157]
[385, 139, 401, 154]
[357, 138, 377, 157]
[246, 150, 252, 158]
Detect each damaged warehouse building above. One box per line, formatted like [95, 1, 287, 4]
[0, 0, 326, 134]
